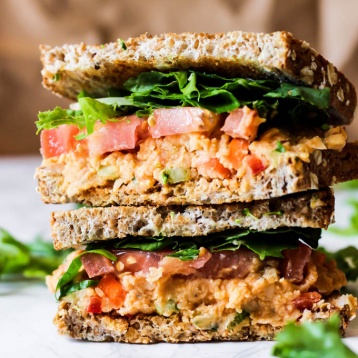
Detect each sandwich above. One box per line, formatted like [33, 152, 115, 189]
[37, 31, 358, 343]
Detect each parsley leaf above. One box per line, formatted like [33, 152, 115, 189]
[272, 314, 358, 358]
[0, 228, 71, 281]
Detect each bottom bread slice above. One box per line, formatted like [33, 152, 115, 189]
[54, 294, 356, 343]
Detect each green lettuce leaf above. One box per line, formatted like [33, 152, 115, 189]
[272, 314, 358, 358]
[36, 107, 85, 134]
[36, 70, 331, 136]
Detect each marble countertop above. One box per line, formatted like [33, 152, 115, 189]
[0, 156, 358, 358]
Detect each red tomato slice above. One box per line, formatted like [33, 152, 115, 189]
[87, 115, 144, 156]
[221, 106, 265, 141]
[40, 124, 79, 159]
[81, 253, 115, 278]
[149, 107, 220, 138]
[97, 273, 126, 309]
[112, 250, 163, 274]
[197, 158, 232, 179]
[87, 296, 102, 314]
[244, 154, 267, 175]
[226, 138, 249, 170]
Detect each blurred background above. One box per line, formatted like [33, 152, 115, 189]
[1, 0, 358, 155]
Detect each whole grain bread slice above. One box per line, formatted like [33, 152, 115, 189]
[36, 142, 358, 207]
[51, 189, 333, 250]
[40, 31, 356, 124]
[54, 295, 355, 343]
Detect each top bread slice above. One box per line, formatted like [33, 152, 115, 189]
[40, 31, 356, 124]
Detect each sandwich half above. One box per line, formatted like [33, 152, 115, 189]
[37, 31, 358, 343]
[46, 190, 356, 343]
[35, 31, 358, 207]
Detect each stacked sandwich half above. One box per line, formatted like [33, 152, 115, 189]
[37, 31, 358, 343]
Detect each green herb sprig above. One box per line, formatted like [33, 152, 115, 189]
[272, 314, 358, 358]
[0, 228, 71, 281]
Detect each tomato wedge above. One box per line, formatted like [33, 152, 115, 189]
[40, 124, 79, 159]
[87, 115, 144, 156]
[87, 296, 102, 314]
[197, 158, 232, 179]
[149, 107, 220, 138]
[97, 273, 126, 309]
[221, 106, 265, 141]
[225, 138, 249, 170]
[244, 154, 267, 175]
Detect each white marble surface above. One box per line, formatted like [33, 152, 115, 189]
[0, 156, 358, 358]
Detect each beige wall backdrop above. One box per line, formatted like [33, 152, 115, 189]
[1, 0, 357, 154]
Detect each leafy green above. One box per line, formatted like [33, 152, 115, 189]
[319, 246, 358, 282]
[272, 314, 358, 358]
[335, 179, 358, 190]
[59, 279, 99, 298]
[329, 199, 358, 236]
[36, 70, 331, 136]
[0, 228, 70, 280]
[275, 141, 286, 153]
[55, 249, 117, 300]
[227, 310, 250, 330]
[167, 247, 200, 261]
[264, 83, 330, 109]
[36, 107, 85, 134]
[87, 227, 321, 261]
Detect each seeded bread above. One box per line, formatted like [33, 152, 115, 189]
[50, 189, 333, 250]
[40, 31, 356, 124]
[36, 142, 358, 207]
[53, 295, 355, 343]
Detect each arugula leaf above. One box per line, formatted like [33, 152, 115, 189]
[167, 247, 200, 261]
[59, 279, 99, 298]
[265, 83, 330, 109]
[88, 227, 321, 261]
[272, 314, 358, 358]
[0, 228, 70, 280]
[55, 249, 117, 300]
[319, 246, 358, 282]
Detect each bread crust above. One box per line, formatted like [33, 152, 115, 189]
[50, 189, 333, 250]
[36, 142, 358, 207]
[53, 296, 354, 343]
[40, 31, 356, 124]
